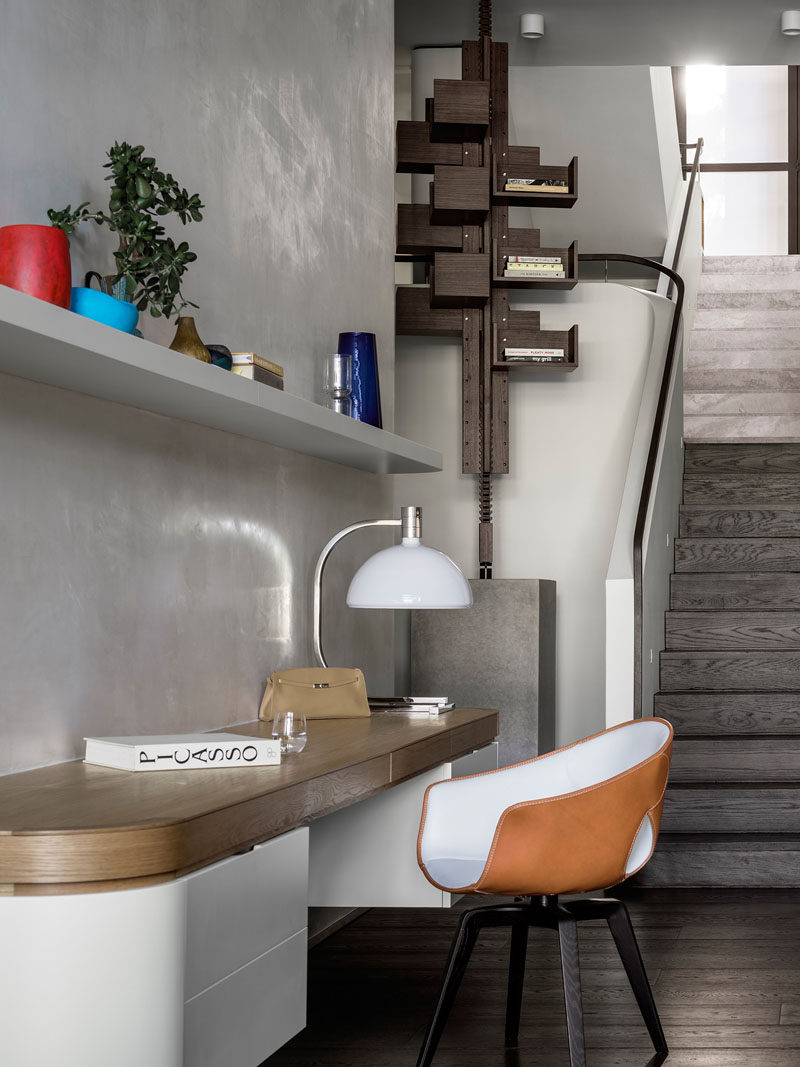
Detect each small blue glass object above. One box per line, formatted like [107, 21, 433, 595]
[206, 344, 234, 370]
[337, 331, 382, 428]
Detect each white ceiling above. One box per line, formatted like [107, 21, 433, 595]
[395, 0, 800, 67]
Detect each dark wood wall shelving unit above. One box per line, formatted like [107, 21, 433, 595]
[395, 18, 579, 574]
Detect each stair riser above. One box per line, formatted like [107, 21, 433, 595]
[697, 291, 800, 309]
[684, 415, 800, 442]
[700, 274, 800, 294]
[684, 444, 800, 472]
[679, 506, 800, 537]
[684, 475, 800, 503]
[661, 651, 800, 690]
[632, 849, 800, 888]
[662, 788, 800, 833]
[690, 328, 800, 350]
[701, 256, 800, 273]
[685, 369, 800, 393]
[675, 538, 800, 572]
[666, 611, 800, 650]
[685, 393, 800, 417]
[672, 739, 800, 782]
[694, 308, 800, 330]
[671, 574, 800, 611]
[654, 691, 800, 735]
[688, 349, 800, 371]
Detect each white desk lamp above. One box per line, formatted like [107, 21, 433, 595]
[312, 505, 472, 669]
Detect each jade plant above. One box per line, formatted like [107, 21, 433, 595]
[48, 141, 204, 319]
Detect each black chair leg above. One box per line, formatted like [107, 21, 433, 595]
[505, 917, 529, 1048]
[606, 901, 668, 1057]
[416, 907, 482, 1067]
[557, 914, 586, 1067]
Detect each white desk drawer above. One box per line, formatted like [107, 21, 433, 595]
[308, 743, 498, 908]
[185, 827, 308, 999]
[184, 928, 307, 1067]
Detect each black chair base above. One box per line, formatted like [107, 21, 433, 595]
[416, 895, 668, 1067]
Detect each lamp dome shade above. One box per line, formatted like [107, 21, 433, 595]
[783, 10, 800, 33]
[346, 540, 473, 609]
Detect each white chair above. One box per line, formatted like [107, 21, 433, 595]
[415, 717, 674, 1067]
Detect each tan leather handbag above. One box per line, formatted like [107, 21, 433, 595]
[259, 667, 370, 721]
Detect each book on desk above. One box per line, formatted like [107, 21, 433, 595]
[84, 732, 281, 771]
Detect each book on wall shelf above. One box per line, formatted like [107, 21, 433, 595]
[504, 178, 569, 193]
[84, 733, 281, 771]
[502, 347, 566, 363]
[232, 364, 285, 390]
[503, 270, 566, 279]
[506, 255, 563, 264]
[231, 352, 285, 376]
[505, 262, 563, 273]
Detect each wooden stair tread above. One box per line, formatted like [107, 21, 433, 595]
[662, 786, 800, 834]
[680, 505, 800, 538]
[665, 610, 800, 649]
[684, 443, 800, 473]
[683, 474, 800, 503]
[661, 649, 800, 690]
[660, 653, 800, 693]
[655, 691, 800, 734]
[671, 573, 800, 611]
[674, 538, 800, 572]
[671, 738, 800, 782]
[634, 836, 800, 887]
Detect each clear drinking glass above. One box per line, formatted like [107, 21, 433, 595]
[324, 352, 353, 415]
[271, 708, 308, 755]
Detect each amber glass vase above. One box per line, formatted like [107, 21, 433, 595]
[169, 316, 210, 363]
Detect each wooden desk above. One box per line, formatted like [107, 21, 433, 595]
[0, 709, 498, 1067]
[0, 707, 496, 894]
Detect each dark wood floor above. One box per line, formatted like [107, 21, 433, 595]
[265, 889, 800, 1066]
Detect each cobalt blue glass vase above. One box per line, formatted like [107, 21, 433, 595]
[337, 331, 382, 428]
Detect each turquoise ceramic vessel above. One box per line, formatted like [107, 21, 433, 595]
[70, 286, 139, 334]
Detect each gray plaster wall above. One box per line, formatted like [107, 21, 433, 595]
[1, 0, 395, 417]
[0, 0, 397, 774]
[397, 0, 800, 68]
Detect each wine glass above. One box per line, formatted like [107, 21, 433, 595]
[271, 708, 308, 755]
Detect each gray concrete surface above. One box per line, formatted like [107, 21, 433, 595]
[411, 579, 556, 766]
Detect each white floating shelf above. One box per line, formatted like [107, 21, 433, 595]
[0, 284, 442, 475]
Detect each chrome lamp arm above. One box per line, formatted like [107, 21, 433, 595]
[312, 518, 400, 668]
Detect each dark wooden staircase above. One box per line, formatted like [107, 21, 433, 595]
[638, 442, 800, 886]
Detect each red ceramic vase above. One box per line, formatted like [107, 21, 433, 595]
[0, 224, 71, 308]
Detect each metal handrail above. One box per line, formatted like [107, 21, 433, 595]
[576, 136, 702, 717]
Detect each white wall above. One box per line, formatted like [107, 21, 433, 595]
[508, 66, 672, 255]
[651, 67, 686, 227]
[605, 189, 703, 726]
[395, 284, 658, 745]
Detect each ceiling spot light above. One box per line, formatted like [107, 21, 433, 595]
[520, 13, 545, 38]
[782, 11, 800, 35]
